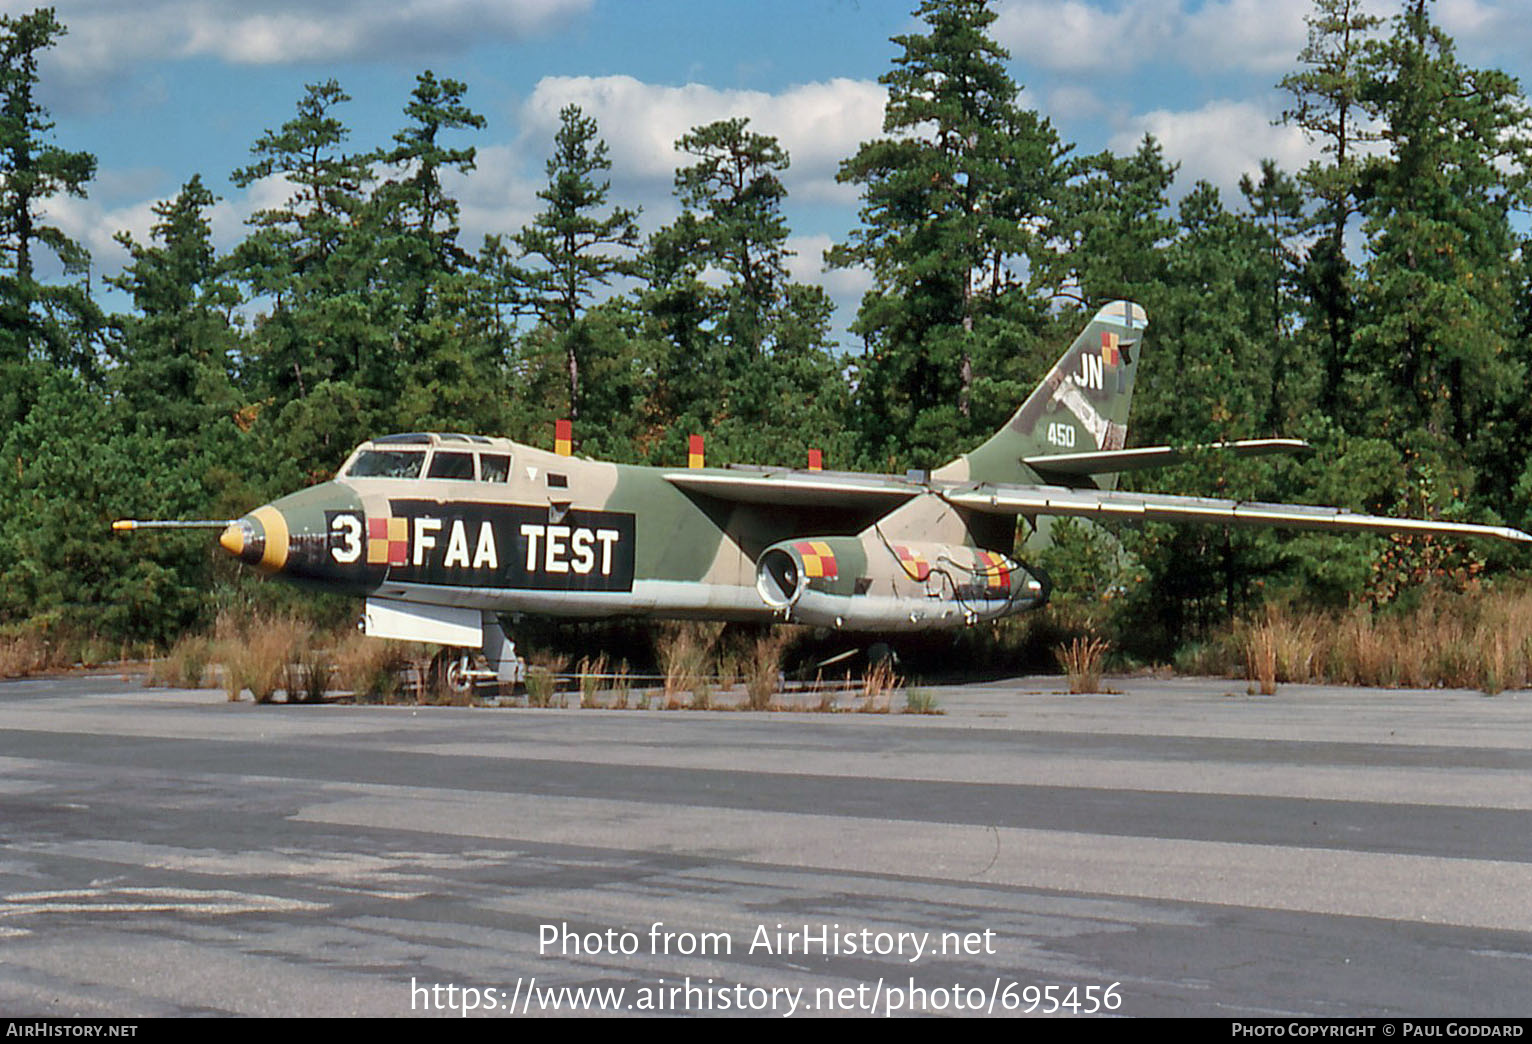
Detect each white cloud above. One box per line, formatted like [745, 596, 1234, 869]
[996, 0, 1532, 81]
[1181, 0, 1311, 74]
[4, 0, 592, 75]
[448, 144, 543, 252]
[510, 74, 888, 343]
[993, 0, 1179, 73]
[996, 0, 1307, 75]
[39, 194, 158, 274]
[1108, 99, 1317, 199]
[39, 173, 274, 284]
[1434, 0, 1532, 68]
[792, 232, 872, 295]
[1046, 85, 1112, 122]
[519, 75, 886, 206]
[51, 72, 885, 301]
[785, 233, 832, 286]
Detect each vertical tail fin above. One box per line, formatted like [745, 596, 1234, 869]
[934, 300, 1147, 487]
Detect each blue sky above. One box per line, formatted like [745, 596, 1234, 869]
[9, 0, 1532, 340]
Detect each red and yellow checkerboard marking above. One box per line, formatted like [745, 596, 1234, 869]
[367, 516, 409, 566]
[894, 545, 930, 582]
[1101, 331, 1121, 366]
[794, 540, 838, 580]
[976, 550, 1011, 590]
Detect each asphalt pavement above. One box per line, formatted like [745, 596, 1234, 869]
[0, 672, 1528, 1017]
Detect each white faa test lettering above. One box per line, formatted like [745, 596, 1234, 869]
[520, 523, 621, 575]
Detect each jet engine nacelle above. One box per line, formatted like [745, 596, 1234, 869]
[755, 535, 1047, 631]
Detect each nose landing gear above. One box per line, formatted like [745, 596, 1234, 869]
[425, 615, 527, 695]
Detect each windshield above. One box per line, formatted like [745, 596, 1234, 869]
[345, 449, 426, 479]
[427, 451, 476, 480]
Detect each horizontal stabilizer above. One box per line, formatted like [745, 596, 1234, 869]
[944, 484, 1532, 544]
[1023, 438, 1311, 477]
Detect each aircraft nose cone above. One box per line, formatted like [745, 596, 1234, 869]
[218, 521, 247, 558]
[218, 507, 289, 573]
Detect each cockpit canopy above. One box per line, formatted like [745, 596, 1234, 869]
[339, 432, 514, 483]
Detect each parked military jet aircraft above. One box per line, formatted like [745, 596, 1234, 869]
[116, 300, 1530, 684]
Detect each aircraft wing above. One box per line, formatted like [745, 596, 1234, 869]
[943, 483, 1532, 544]
[663, 469, 920, 510]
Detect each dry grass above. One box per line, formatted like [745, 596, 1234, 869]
[859, 660, 901, 712]
[1239, 605, 1311, 695]
[147, 634, 215, 689]
[0, 630, 54, 678]
[214, 612, 307, 703]
[1217, 588, 1532, 694]
[577, 653, 608, 708]
[658, 622, 720, 709]
[284, 643, 333, 704]
[1056, 635, 1109, 694]
[610, 659, 633, 709]
[331, 632, 413, 703]
[524, 653, 568, 708]
[745, 633, 786, 711]
[0, 628, 134, 677]
[1246, 623, 1278, 695]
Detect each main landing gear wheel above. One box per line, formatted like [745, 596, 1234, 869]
[428, 647, 476, 694]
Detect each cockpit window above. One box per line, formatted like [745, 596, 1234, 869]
[427, 451, 476, 480]
[345, 449, 426, 479]
[479, 453, 510, 483]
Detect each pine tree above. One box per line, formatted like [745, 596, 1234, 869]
[374, 71, 485, 299]
[1048, 136, 1177, 311]
[1352, 0, 1530, 475]
[0, 7, 101, 377]
[829, 0, 1065, 464]
[108, 175, 242, 442]
[672, 117, 791, 360]
[231, 81, 379, 400]
[1238, 160, 1307, 433]
[516, 104, 641, 421]
[1280, 0, 1383, 417]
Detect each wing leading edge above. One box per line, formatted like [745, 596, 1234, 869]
[663, 469, 920, 510]
[943, 484, 1532, 544]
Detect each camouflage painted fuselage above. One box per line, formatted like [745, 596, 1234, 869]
[221, 435, 1040, 632]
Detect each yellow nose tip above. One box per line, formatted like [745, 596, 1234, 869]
[251, 506, 290, 572]
[219, 522, 245, 557]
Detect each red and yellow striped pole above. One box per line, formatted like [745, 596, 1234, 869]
[554, 419, 572, 456]
[688, 434, 705, 469]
